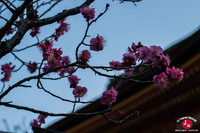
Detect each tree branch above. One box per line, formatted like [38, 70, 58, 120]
[32, 0, 95, 27]
[0, 0, 15, 13]
[0, 0, 95, 59]
[0, 0, 32, 40]
[0, 102, 111, 116]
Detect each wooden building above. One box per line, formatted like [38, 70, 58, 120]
[47, 29, 200, 133]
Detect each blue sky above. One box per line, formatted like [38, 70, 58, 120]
[0, 0, 200, 132]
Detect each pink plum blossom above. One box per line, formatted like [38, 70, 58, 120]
[80, 6, 95, 22]
[37, 40, 53, 54]
[68, 75, 80, 88]
[166, 66, 184, 82]
[30, 119, 40, 129]
[62, 56, 70, 65]
[38, 114, 47, 124]
[101, 87, 118, 105]
[30, 27, 40, 37]
[38, 41, 63, 64]
[73, 86, 87, 98]
[53, 48, 63, 61]
[158, 54, 170, 68]
[122, 53, 137, 67]
[27, 61, 37, 73]
[78, 50, 91, 62]
[137, 46, 150, 63]
[53, 19, 69, 41]
[30, 114, 47, 130]
[153, 72, 169, 88]
[90, 34, 104, 51]
[109, 61, 121, 70]
[137, 42, 143, 48]
[128, 43, 137, 53]
[149, 45, 163, 61]
[1, 63, 15, 82]
[153, 54, 170, 69]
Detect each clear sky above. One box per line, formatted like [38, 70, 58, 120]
[0, 0, 200, 132]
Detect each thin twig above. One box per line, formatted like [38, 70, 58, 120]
[18, 84, 32, 88]
[36, 0, 56, 9]
[86, 63, 153, 83]
[0, 82, 5, 94]
[71, 98, 77, 113]
[0, 16, 9, 22]
[75, 5, 109, 61]
[39, 0, 61, 18]
[11, 52, 26, 65]
[0, 0, 15, 13]
[41, 67, 78, 80]
[13, 34, 53, 52]
[102, 112, 135, 124]
[5, 0, 16, 9]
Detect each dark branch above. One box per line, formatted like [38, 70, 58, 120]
[0, 0, 95, 59]
[0, 102, 111, 116]
[32, 0, 95, 27]
[0, 0, 32, 40]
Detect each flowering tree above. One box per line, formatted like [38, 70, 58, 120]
[0, 0, 184, 131]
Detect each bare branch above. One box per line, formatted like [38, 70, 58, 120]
[39, 0, 61, 18]
[4, 0, 16, 9]
[0, 0, 32, 40]
[0, 0, 95, 59]
[0, 102, 111, 116]
[0, 16, 9, 22]
[32, 0, 95, 27]
[0, 62, 78, 100]
[102, 111, 137, 124]
[0, 0, 15, 13]
[36, 0, 55, 9]
[86, 63, 153, 83]
[13, 34, 53, 52]
[0, 82, 5, 94]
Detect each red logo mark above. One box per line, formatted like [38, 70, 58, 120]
[182, 119, 192, 129]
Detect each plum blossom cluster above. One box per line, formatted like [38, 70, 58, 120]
[27, 61, 38, 73]
[37, 38, 92, 98]
[30, 27, 40, 37]
[153, 66, 184, 88]
[37, 40, 75, 75]
[80, 6, 95, 22]
[53, 18, 69, 41]
[108, 42, 183, 88]
[68, 75, 80, 88]
[101, 87, 118, 105]
[30, 114, 47, 129]
[68, 75, 88, 98]
[90, 34, 104, 51]
[78, 50, 91, 63]
[109, 42, 169, 74]
[1, 63, 15, 82]
[73, 86, 88, 98]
